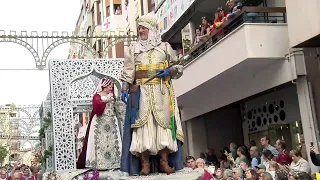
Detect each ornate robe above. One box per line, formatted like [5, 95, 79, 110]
[77, 94, 126, 170]
[120, 41, 184, 155]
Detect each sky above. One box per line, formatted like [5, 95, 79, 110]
[0, 0, 81, 106]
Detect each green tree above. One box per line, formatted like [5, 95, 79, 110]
[0, 146, 8, 165]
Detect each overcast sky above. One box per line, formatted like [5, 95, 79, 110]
[0, 0, 80, 106]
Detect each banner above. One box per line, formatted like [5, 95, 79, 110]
[156, 0, 195, 35]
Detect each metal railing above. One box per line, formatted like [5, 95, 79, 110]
[181, 7, 287, 67]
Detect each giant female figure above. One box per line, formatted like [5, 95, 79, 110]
[77, 78, 126, 170]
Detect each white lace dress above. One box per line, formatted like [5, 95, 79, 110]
[85, 94, 126, 170]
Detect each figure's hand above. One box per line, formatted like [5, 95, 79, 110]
[157, 68, 171, 78]
[121, 90, 128, 103]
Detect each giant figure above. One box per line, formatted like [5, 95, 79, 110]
[120, 12, 184, 175]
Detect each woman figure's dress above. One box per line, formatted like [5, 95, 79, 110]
[77, 93, 126, 170]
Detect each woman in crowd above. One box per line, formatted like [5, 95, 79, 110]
[259, 172, 272, 180]
[233, 146, 250, 167]
[213, 168, 223, 180]
[199, 17, 211, 41]
[245, 169, 259, 180]
[288, 149, 310, 174]
[261, 150, 273, 172]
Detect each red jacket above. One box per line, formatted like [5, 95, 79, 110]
[276, 149, 292, 165]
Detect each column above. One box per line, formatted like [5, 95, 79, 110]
[296, 76, 320, 172]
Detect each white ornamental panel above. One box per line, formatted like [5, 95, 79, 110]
[49, 59, 123, 171]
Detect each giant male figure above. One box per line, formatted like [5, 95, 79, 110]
[120, 12, 184, 175]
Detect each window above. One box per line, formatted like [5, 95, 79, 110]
[114, 4, 122, 15]
[148, 0, 155, 12]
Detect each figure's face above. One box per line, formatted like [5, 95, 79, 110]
[139, 25, 149, 40]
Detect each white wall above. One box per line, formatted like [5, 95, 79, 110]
[174, 24, 289, 98]
[185, 117, 208, 159]
[285, 0, 320, 47]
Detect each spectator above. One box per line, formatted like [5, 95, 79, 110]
[193, 28, 201, 46]
[245, 169, 258, 180]
[206, 149, 219, 166]
[289, 149, 310, 174]
[261, 150, 274, 172]
[214, 168, 223, 180]
[0, 169, 7, 180]
[199, 17, 211, 40]
[249, 146, 261, 170]
[115, 5, 122, 15]
[226, 0, 242, 20]
[299, 134, 308, 160]
[268, 161, 278, 179]
[222, 169, 233, 180]
[260, 136, 278, 164]
[259, 172, 272, 180]
[275, 139, 292, 165]
[233, 146, 250, 167]
[211, 7, 227, 37]
[186, 155, 197, 170]
[255, 164, 266, 175]
[196, 158, 213, 180]
[232, 167, 243, 180]
[229, 142, 238, 160]
[310, 143, 320, 166]
[176, 47, 183, 59]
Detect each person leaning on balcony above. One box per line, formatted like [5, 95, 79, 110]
[226, 0, 242, 20]
[193, 28, 201, 46]
[199, 17, 211, 41]
[211, 7, 227, 38]
[212, 7, 227, 30]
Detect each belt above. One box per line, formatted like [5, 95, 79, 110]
[135, 70, 160, 79]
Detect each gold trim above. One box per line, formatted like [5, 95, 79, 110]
[177, 130, 184, 143]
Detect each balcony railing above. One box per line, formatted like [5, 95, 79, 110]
[181, 7, 287, 67]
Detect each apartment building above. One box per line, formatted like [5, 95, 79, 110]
[150, 0, 320, 172]
[0, 104, 21, 164]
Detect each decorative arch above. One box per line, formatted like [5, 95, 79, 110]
[39, 38, 98, 69]
[70, 69, 122, 98]
[0, 38, 41, 65]
[49, 59, 124, 171]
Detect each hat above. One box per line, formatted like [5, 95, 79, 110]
[137, 12, 158, 30]
[255, 164, 266, 170]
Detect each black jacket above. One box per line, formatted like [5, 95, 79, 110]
[310, 151, 320, 166]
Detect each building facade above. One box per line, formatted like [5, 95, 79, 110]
[0, 104, 21, 164]
[150, 0, 320, 173]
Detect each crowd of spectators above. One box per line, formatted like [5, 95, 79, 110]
[0, 163, 41, 180]
[184, 135, 317, 180]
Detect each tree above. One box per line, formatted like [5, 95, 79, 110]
[0, 146, 8, 166]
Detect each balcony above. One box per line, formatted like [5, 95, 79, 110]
[174, 7, 297, 121]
